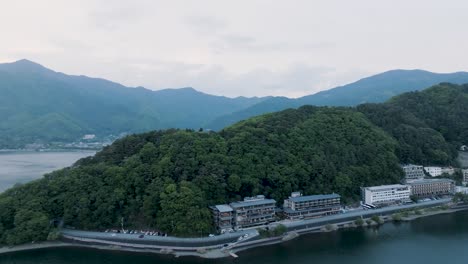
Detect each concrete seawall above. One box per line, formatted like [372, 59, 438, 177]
[55, 198, 455, 258]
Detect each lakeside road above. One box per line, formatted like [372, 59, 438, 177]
[0, 198, 455, 259]
[52, 198, 453, 258]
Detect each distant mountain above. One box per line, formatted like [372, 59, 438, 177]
[2, 60, 468, 148]
[207, 70, 468, 130]
[3, 83, 468, 244]
[0, 60, 267, 148]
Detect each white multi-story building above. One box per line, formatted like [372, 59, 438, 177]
[361, 184, 411, 206]
[456, 186, 468, 195]
[402, 164, 425, 180]
[441, 167, 455, 175]
[424, 166, 442, 177]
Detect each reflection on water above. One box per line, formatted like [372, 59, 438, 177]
[0, 151, 94, 192]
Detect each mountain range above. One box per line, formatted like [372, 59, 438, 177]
[1, 82, 467, 244]
[1, 59, 468, 148]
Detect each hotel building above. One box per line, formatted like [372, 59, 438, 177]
[361, 184, 411, 206]
[283, 192, 341, 220]
[209, 204, 234, 233]
[406, 178, 455, 197]
[229, 195, 276, 229]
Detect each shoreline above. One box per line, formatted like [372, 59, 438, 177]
[2, 204, 467, 259]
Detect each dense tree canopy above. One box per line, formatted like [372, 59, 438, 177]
[0, 83, 467, 245]
[358, 83, 468, 165]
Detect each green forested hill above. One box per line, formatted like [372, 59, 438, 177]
[358, 83, 468, 165]
[0, 106, 402, 244]
[0, 83, 467, 245]
[2, 60, 468, 149]
[208, 70, 468, 130]
[0, 60, 266, 148]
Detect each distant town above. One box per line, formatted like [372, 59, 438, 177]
[11, 134, 125, 151]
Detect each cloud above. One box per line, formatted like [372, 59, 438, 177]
[87, 58, 364, 98]
[1, 0, 468, 98]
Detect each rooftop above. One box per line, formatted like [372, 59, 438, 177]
[288, 193, 340, 203]
[213, 204, 233, 213]
[406, 178, 455, 184]
[230, 198, 276, 208]
[365, 184, 409, 191]
[401, 164, 423, 168]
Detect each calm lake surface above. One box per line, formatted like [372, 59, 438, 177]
[3, 210, 468, 264]
[0, 151, 95, 192]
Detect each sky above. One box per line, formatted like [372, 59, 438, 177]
[1, 0, 468, 98]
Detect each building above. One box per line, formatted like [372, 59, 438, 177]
[424, 166, 442, 177]
[406, 178, 455, 197]
[209, 204, 234, 233]
[441, 167, 455, 175]
[462, 169, 468, 185]
[229, 195, 276, 229]
[283, 192, 341, 220]
[456, 186, 468, 195]
[82, 134, 96, 140]
[402, 164, 425, 180]
[361, 184, 411, 206]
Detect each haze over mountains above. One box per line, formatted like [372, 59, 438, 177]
[1, 59, 468, 148]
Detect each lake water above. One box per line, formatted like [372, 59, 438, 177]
[3, 210, 468, 264]
[0, 151, 95, 192]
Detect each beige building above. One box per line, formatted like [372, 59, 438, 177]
[463, 169, 468, 185]
[406, 178, 455, 197]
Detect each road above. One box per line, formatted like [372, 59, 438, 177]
[61, 198, 452, 249]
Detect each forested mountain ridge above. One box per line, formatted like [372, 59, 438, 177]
[0, 59, 267, 148]
[208, 70, 468, 130]
[2, 60, 468, 148]
[358, 83, 468, 165]
[0, 106, 403, 244]
[0, 80, 467, 245]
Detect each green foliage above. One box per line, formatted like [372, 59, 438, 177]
[0, 60, 266, 148]
[392, 213, 403, 221]
[1, 83, 467, 245]
[272, 224, 287, 236]
[259, 224, 288, 237]
[358, 83, 468, 165]
[453, 193, 468, 204]
[371, 215, 383, 224]
[208, 70, 468, 130]
[47, 229, 61, 241]
[355, 218, 364, 226]
[0, 106, 404, 245]
[156, 182, 213, 236]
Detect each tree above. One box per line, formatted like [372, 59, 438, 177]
[157, 182, 213, 236]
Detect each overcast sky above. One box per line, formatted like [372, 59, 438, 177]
[1, 0, 467, 98]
